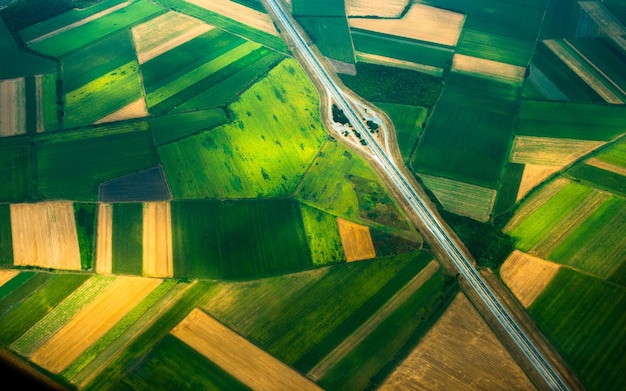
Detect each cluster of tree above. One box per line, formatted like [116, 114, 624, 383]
[331, 104, 350, 125]
[339, 63, 443, 107]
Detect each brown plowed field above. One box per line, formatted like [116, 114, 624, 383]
[379, 293, 535, 390]
[188, 0, 279, 36]
[95, 203, 113, 275]
[30, 276, 162, 373]
[510, 136, 603, 166]
[500, 250, 560, 308]
[92, 98, 148, 125]
[10, 202, 81, 270]
[452, 54, 525, 83]
[346, 0, 409, 18]
[171, 308, 323, 391]
[142, 202, 173, 278]
[336, 218, 376, 262]
[0, 78, 26, 137]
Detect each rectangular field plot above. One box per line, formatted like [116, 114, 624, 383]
[375, 102, 426, 163]
[10, 202, 81, 270]
[171, 199, 312, 280]
[300, 204, 344, 266]
[0, 205, 13, 266]
[529, 268, 626, 391]
[451, 54, 525, 85]
[293, 0, 346, 16]
[510, 136, 604, 166]
[298, 17, 355, 64]
[0, 136, 32, 202]
[346, 0, 410, 17]
[172, 308, 322, 390]
[142, 202, 173, 278]
[567, 163, 626, 196]
[0, 77, 26, 137]
[337, 218, 376, 262]
[187, 0, 278, 36]
[111, 203, 143, 276]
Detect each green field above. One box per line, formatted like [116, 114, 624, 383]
[0, 204, 13, 266]
[298, 17, 355, 64]
[111, 203, 143, 276]
[74, 203, 97, 270]
[507, 181, 593, 251]
[595, 138, 626, 168]
[569, 38, 626, 94]
[171, 199, 312, 280]
[375, 102, 427, 163]
[149, 109, 228, 146]
[159, 59, 326, 199]
[493, 163, 525, 216]
[548, 196, 626, 279]
[0, 273, 51, 319]
[292, 0, 346, 16]
[300, 204, 344, 266]
[36, 122, 159, 200]
[529, 268, 626, 391]
[412, 72, 519, 188]
[28, 0, 166, 57]
[518, 101, 626, 140]
[567, 163, 626, 197]
[0, 136, 32, 202]
[0, 17, 56, 78]
[0, 274, 90, 345]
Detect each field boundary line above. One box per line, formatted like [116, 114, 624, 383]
[307, 260, 439, 381]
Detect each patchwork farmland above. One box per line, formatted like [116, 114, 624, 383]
[0, 0, 624, 389]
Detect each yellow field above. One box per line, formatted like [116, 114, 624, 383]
[171, 308, 323, 391]
[131, 11, 213, 64]
[0, 77, 26, 137]
[308, 260, 439, 381]
[95, 203, 113, 275]
[10, 202, 81, 270]
[452, 54, 526, 84]
[380, 293, 534, 390]
[0, 270, 19, 287]
[505, 177, 570, 231]
[336, 218, 376, 262]
[92, 98, 148, 124]
[356, 52, 444, 76]
[30, 276, 162, 373]
[349, 3, 465, 47]
[516, 164, 562, 202]
[142, 202, 173, 278]
[187, 0, 279, 36]
[346, 0, 410, 17]
[419, 174, 496, 222]
[510, 136, 603, 166]
[500, 250, 560, 308]
[587, 157, 626, 177]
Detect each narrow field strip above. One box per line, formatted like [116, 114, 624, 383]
[30, 276, 162, 373]
[34, 75, 45, 133]
[501, 251, 561, 308]
[27, 1, 132, 45]
[142, 202, 173, 278]
[307, 260, 439, 381]
[452, 54, 525, 84]
[349, 3, 465, 47]
[346, 0, 409, 18]
[578, 1, 626, 37]
[544, 39, 623, 104]
[171, 308, 323, 391]
[337, 218, 376, 262]
[10, 202, 81, 270]
[510, 136, 604, 166]
[586, 158, 626, 177]
[0, 270, 19, 287]
[137, 24, 212, 64]
[531, 190, 609, 257]
[187, 0, 279, 36]
[356, 52, 443, 76]
[505, 177, 570, 231]
[95, 203, 113, 275]
[0, 78, 26, 137]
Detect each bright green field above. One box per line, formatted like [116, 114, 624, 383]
[159, 59, 326, 199]
[548, 196, 626, 279]
[300, 204, 344, 266]
[518, 101, 626, 140]
[595, 138, 626, 168]
[111, 203, 143, 276]
[0, 136, 32, 202]
[375, 102, 426, 163]
[171, 199, 312, 280]
[529, 268, 626, 391]
[507, 181, 592, 251]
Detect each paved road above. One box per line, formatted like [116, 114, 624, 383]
[265, 1, 571, 389]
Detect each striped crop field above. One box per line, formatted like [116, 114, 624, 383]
[500, 250, 561, 308]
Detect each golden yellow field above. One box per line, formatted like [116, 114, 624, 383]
[142, 202, 173, 278]
[505, 177, 570, 231]
[420, 174, 496, 222]
[500, 250, 560, 308]
[336, 218, 376, 262]
[510, 136, 604, 166]
[187, 0, 279, 36]
[587, 157, 626, 176]
[308, 260, 439, 381]
[346, 0, 410, 17]
[10, 202, 81, 270]
[349, 3, 465, 47]
[380, 293, 535, 390]
[0, 77, 26, 137]
[171, 308, 323, 391]
[92, 98, 148, 124]
[452, 54, 526, 84]
[30, 276, 162, 373]
[131, 11, 213, 64]
[95, 203, 113, 275]
[516, 164, 563, 202]
[0, 270, 19, 287]
[356, 52, 444, 76]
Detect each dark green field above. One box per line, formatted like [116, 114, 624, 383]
[493, 163, 525, 216]
[111, 203, 143, 276]
[292, 0, 346, 16]
[150, 109, 228, 146]
[529, 268, 626, 391]
[299, 17, 355, 64]
[171, 199, 312, 280]
[567, 164, 626, 196]
[0, 17, 56, 78]
[0, 204, 13, 267]
[0, 136, 32, 202]
[74, 203, 97, 270]
[0, 273, 52, 318]
[375, 102, 426, 163]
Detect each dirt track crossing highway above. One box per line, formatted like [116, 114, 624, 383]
[264, 1, 572, 389]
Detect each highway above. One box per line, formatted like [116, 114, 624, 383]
[264, 0, 571, 390]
